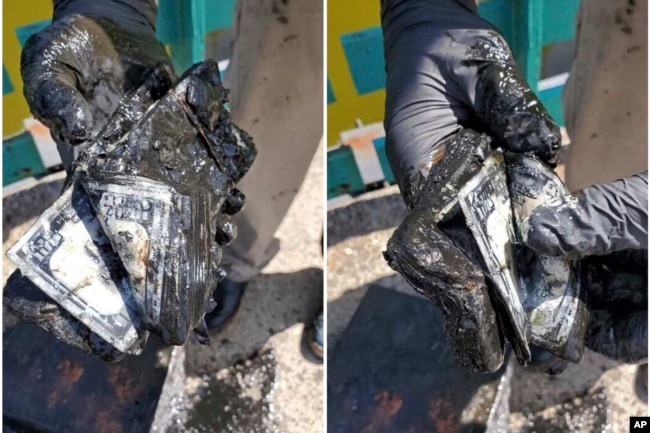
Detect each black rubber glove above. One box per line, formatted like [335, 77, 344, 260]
[382, 0, 561, 208]
[21, 0, 171, 148]
[520, 172, 648, 259]
[383, 0, 561, 371]
[581, 250, 647, 363]
[518, 172, 648, 363]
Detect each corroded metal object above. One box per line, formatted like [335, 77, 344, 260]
[6, 60, 257, 359]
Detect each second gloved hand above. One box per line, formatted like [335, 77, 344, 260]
[517, 172, 648, 363]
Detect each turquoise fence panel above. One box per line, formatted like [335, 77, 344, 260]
[158, 0, 207, 72]
[205, 0, 237, 32]
[327, 146, 365, 199]
[3, 132, 46, 185]
[478, 0, 518, 51]
[15, 19, 51, 47]
[340, 27, 385, 95]
[542, 0, 579, 44]
[373, 137, 395, 185]
[3, 65, 14, 95]
[157, 0, 182, 45]
[538, 85, 564, 126]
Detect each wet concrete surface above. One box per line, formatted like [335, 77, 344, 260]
[180, 351, 280, 433]
[4, 323, 170, 433]
[3, 140, 324, 432]
[327, 185, 647, 433]
[328, 285, 508, 433]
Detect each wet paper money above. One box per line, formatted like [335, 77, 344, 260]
[5, 60, 257, 358]
[386, 128, 589, 371]
[506, 152, 586, 363]
[6, 182, 147, 353]
[385, 130, 506, 373]
[457, 151, 531, 364]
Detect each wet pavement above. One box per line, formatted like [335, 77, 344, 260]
[328, 285, 509, 433]
[3, 140, 324, 432]
[327, 185, 647, 433]
[4, 323, 170, 433]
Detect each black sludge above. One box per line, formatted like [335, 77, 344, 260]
[82, 60, 257, 346]
[5, 60, 257, 359]
[385, 129, 505, 373]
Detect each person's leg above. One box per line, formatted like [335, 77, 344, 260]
[222, 0, 324, 282]
[562, 0, 647, 190]
[207, 0, 323, 328]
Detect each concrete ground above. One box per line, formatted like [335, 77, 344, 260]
[327, 184, 647, 433]
[3, 142, 324, 432]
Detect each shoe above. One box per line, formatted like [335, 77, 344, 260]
[306, 311, 323, 362]
[635, 363, 648, 403]
[205, 278, 248, 331]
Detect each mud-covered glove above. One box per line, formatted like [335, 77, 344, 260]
[382, 0, 561, 209]
[582, 250, 647, 363]
[382, 0, 561, 372]
[518, 172, 648, 363]
[519, 172, 648, 259]
[21, 0, 170, 147]
[6, 62, 256, 362]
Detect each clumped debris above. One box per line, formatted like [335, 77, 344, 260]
[5, 60, 257, 360]
[385, 128, 587, 372]
[384, 129, 506, 373]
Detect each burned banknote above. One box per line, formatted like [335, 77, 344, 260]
[5, 60, 257, 361]
[386, 128, 586, 372]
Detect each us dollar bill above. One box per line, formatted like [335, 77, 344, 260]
[458, 151, 530, 364]
[506, 152, 586, 363]
[6, 180, 147, 353]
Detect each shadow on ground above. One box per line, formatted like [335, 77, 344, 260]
[328, 276, 631, 433]
[185, 266, 323, 373]
[3, 177, 65, 243]
[327, 192, 406, 248]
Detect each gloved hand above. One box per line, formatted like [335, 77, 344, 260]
[6, 60, 256, 362]
[382, 0, 561, 371]
[21, 0, 171, 148]
[582, 249, 647, 363]
[520, 172, 648, 259]
[518, 172, 648, 363]
[382, 0, 561, 208]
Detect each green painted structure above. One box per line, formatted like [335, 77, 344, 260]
[327, 0, 581, 199]
[3, 0, 236, 186]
